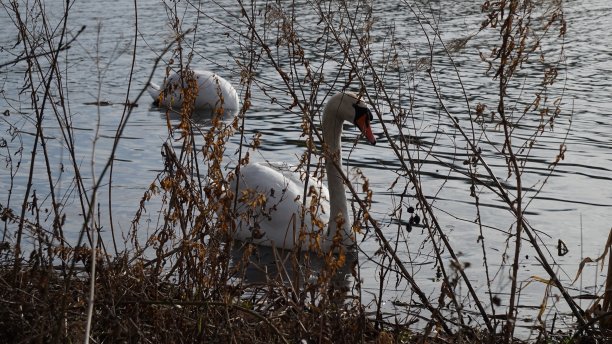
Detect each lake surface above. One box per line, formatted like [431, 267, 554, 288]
[1, 0, 611, 338]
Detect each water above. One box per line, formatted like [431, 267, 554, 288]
[1, 0, 611, 338]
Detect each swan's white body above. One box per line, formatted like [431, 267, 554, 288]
[231, 92, 376, 251]
[148, 69, 239, 111]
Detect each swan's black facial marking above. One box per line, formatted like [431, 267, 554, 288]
[352, 102, 373, 125]
[352, 102, 376, 145]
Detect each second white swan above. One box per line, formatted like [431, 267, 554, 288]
[148, 69, 239, 112]
[231, 92, 376, 252]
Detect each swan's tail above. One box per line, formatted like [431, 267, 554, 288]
[147, 82, 161, 106]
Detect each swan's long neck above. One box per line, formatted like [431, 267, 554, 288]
[322, 107, 353, 247]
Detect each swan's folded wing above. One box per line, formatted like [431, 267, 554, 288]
[147, 82, 161, 100]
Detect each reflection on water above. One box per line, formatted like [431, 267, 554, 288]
[1, 0, 612, 338]
[231, 243, 357, 294]
[151, 105, 240, 126]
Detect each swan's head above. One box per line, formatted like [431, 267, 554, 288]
[325, 92, 376, 145]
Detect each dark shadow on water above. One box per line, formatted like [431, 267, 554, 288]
[150, 105, 239, 126]
[230, 242, 358, 294]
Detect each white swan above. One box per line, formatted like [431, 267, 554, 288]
[231, 92, 376, 251]
[148, 69, 239, 111]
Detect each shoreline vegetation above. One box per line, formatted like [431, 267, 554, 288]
[1, 0, 610, 342]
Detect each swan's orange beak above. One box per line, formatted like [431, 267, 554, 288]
[355, 115, 376, 145]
